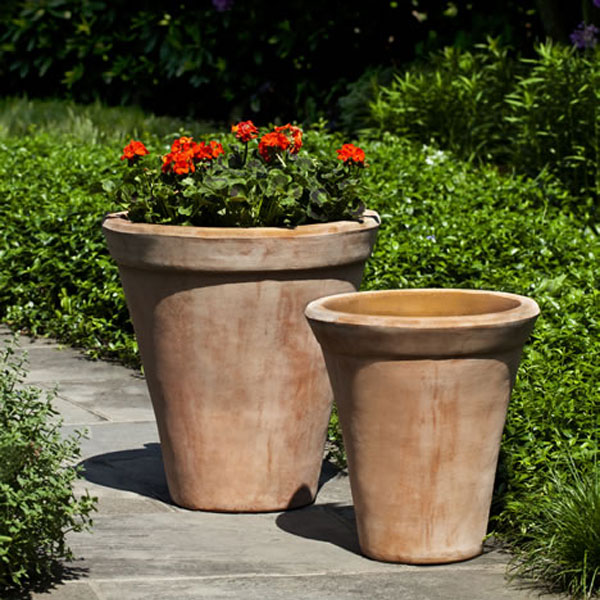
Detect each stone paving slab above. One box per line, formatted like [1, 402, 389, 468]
[90, 571, 536, 600]
[0, 328, 555, 600]
[55, 380, 153, 423]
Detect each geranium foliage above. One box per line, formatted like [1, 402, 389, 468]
[109, 122, 368, 227]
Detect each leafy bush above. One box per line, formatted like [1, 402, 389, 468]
[307, 129, 600, 548]
[369, 38, 517, 162]
[505, 43, 600, 207]
[337, 67, 395, 134]
[0, 1, 545, 123]
[365, 41, 600, 214]
[345, 132, 600, 544]
[0, 342, 96, 589]
[0, 132, 138, 365]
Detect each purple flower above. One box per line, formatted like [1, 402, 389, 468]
[212, 0, 234, 11]
[594, 0, 600, 8]
[570, 22, 599, 49]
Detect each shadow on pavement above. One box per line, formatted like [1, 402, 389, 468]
[82, 446, 340, 510]
[317, 459, 340, 489]
[275, 502, 361, 555]
[81, 443, 172, 504]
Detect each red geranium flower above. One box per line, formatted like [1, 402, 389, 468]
[170, 136, 195, 153]
[193, 141, 225, 161]
[208, 140, 225, 159]
[162, 149, 196, 175]
[336, 143, 366, 165]
[232, 120, 259, 143]
[275, 124, 302, 154]
[163, 138, 225, 174]
[258, 131, 292, 162]
[120, 140, 149, 162]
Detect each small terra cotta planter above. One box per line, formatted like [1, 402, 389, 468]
[305, 288, 540, 563]
[102, 211, 379, 512]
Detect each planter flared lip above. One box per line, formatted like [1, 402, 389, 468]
[305, 288, 540, 330]
[102, 209, 380, 239]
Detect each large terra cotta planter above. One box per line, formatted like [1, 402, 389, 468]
[305, 288, 539, 563]
[102, 211, 379, 512]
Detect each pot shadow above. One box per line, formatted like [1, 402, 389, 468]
[275, 500, 361, 555]
[317, 459, 339, 490]
[80, 442, 173, 504]
[81, 445, 340, 510]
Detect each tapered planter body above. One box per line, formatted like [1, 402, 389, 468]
[306, 289, 539, 563]
[102, 212, 379, 512]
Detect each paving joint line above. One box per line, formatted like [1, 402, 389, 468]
[78, 565, 509, 585]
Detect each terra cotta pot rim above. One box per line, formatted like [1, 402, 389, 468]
[102, 210, 380, 239]
[102, 210, 380, 272]
[305, 288, 540, 330]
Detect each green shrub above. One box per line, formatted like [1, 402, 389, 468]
[337, 67, 395, 134]
[0, 342, 96, 589]
[366, 41, 600, 215]
[369, 38, 517, 162]
[0, 133, 138, 365]
[505, 43, 600, 207]
[308, 131, 600, 531]
[1, 0, 470, 123]
[0, 1, 542, 123]
[507, 461, 600, 599]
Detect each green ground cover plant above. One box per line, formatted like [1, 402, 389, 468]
[0, 99, 598, 596]
[0, 342, 96, 589]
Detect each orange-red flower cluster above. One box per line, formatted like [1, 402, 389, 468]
[258, 124, 303, 162]
[275, 124, 302, 153]
[336, 143, 366, 165]
[161, 137, 225, 175]
[120, 140, 149, 162]
[231, 120, 259, 143]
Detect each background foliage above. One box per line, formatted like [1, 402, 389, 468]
[0, 0, 542, 123]
[363, 41, 600, 218]
[0, 1, 599, 595]
[0, 58, 598, 590]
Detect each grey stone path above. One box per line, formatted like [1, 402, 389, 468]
[2, 328, 552, 600]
